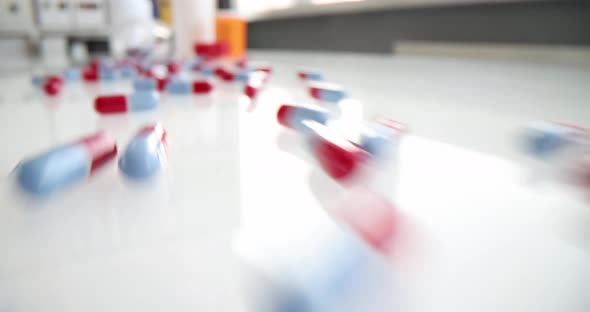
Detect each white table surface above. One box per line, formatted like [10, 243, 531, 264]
[0, 51, 589, 312]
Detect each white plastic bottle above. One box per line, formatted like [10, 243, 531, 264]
[171, 0, 216, 59]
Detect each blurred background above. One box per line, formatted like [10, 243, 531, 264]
[1, 0, 589, 68]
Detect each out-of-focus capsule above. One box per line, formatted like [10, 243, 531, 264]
[235, 70, 251, 82]
[298, 70, 323, 81]
[64, 68, 81, 81]
[235, 209, 395, 312]
[32, 75, 45, 88]
[200, 66, 214, 78]
[94, 91, 160, 114]
[192, 80, 213, 94]
[16, 131, 117, 195]
[166, 78, 191, 95]
[119, 124, 167, 179]
[47, 75, 64, 86]
[304, 121, 370, 181]
[184, 57, 201, 72]
[167, 61, 181, 74]
[120, 66, 137, 79]
[309, 82, 346, 103]
[43, 80, 61, 96]
[156, 77, 169, 92]
[215, 67, 234, 81]
[256, 64, 272, 74]
[99, 67, 119, 81]
[277, 104, 331, 133]
[524, 122, 583, 158]
[194, 41, 229, 59]
[243, 71, 268, 99]
[82, 66, 99, 82]
[359, 118, 407, 158]
[42, 75, 63, 96]
[133, 78, 157, 91]
[236, 58, 247, 68]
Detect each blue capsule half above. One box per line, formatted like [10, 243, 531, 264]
[524, 123, 576, 158]
[100, 68, 120, 81]
[235, 70, 252, 82]
[63, 68, 81, 81]
[120, 67, 137, 79]
[165, 79, 191, 95]
[129, 91, 160, 112]
[17, 145, 89, 195]
[359, 125, 400, 158]
[200, 66, 214, 78]
[119, 125, 167, 179]
[133, 78, 157, 91]
[31, 76, 44, 88]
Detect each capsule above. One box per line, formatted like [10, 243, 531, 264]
[304, 120, 370, 181]
[99, 67, 119, 81]
[133, 78, 157, 91]
[298, 70, 323, 81]
[43, 75, 63, 96]
[156, 77, 169, 92]
[16, 131, 117, 195]
[192, 80, 213, 94]
[309, 82, 347, 103]
[167, 61, 181, 74]
[236, 211, 394, 312]
[166, 78, 191, 95]
[277, 104, 331, 133]
[119, 124, 167, 179]
[523, 122, 582, 158]
[120, 66, 137, 79]
[63, 68, 81, 81]
[32, 75, 45, 88]
[200, 66, 214, 78]
[235, 70, 251, 82]
[184, 57, 201, 72]
[215, 67, 234, 82]
[82, 66, 99, 82]
[359, 118, 407, 158]
[94, 91, 160, 114]
[243, 71, 268, 99]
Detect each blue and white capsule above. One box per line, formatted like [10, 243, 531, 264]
[309, 82, 347, 103]
[119, 124, 168, 179]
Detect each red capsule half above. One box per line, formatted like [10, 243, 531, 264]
[192, 80, 213, 94]
[82, 67, 98, 82]
[167, 61, 181, 74]
[94, 95, 128, 114]
[78, 131, 118, 173]
[306, 121, 370, 181]
[43, 79, 62, 96]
